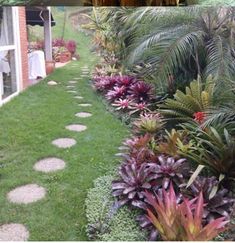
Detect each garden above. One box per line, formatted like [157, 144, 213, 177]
[85, 6, 235, 241]
[0, 5, 235, 242]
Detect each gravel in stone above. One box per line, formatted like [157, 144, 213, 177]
[34, 157, 66, 173]
[74, 96, 83, 99]
[52, 138, 77, 148]
[78, 103, 92, 107]
[66, 124, 87, 132]
[47, 81, 57, 86]
[75, 112, 92, 118]
[69, 81, 77, 84]
[7, 184, 46, 204]
[0, 224, 29, 241]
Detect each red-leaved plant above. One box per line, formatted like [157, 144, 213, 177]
[145, 184, 229, 241]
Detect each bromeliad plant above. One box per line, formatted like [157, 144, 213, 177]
[181, 176, 235, 223]
[118, 134, 157, 165]
[180, 122, 235, 184]
[145, 184, 229, 241]
[133, 112, 164, 135]
[112, 155, 189, 209]
[112, 162, 158, 209]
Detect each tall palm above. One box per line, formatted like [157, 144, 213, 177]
[118, 7, 235, 93]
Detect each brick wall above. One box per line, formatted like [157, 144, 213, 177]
[18, 7, 28, 90]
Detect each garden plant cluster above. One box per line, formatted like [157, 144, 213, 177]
[85, 6, 235, 241]
[29, 38, 77, 62]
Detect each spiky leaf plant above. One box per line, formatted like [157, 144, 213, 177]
[181, 176, 235, 223]
[118, 134, 157, 164]
[153, 156, 189, 189]
[145, 185, 229, 241]
[160, 76, 215, 121]
[180, 122, 235, 182]
[112, 162, 158, 209]
[133, 112, 164, 135]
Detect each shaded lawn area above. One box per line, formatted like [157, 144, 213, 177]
[0, 33, 129, 240]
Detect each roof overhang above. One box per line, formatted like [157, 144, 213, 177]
[26, 7, 56, 26]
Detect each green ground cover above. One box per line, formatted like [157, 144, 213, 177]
[0, 31, 129, 240]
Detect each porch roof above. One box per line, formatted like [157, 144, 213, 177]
[26, 7, 56, 26]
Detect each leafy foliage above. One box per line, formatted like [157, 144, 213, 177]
[181, 176, 235, 223]
[160, 76, 215, 121]
[145, 185, 229, 240]
[133, 112, 164, 135]
[181, 122, 235, 180]
[112, 162, 157, 209]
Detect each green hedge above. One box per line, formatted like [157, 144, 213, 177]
[85, 175, 147, 241]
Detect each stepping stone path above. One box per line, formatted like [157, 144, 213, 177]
[69, 81, 77, 84]
[0, 223, 29, 241]
[7, 184, 46, 204]
[52, 138, 77, 148]
[47, 81, 58, 86]
[76, 112, 92, 118]
[34, 157, 66, 173]
[3, 69, 93, 237]
[78, 103, 92, 107]
[67, 90, 77, 93]
[66, 124, 87, 132]
[74, 96, 83, 99]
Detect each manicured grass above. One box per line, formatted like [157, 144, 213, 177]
[0, 32, 129, 240]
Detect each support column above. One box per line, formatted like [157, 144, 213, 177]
[43, 8, 52, 61]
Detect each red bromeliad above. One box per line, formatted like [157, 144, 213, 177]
[193, 112, 205, 124]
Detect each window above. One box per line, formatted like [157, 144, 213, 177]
[0, 7, 20, 105]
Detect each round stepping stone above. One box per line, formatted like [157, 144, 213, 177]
[75, 112, 92, 118]
[0, 223, 29, 241]
[69, 81, 77, 84]
[34, 157, 66, 173]
[52, 138, 76, 148]
[66, 124, 87, 132]
[7, 184, 46, 204]
[66, 85, 75, 89]
[47, 81, 57, 86]
[78, 103, 92, 107]
[74, 96, 83, 99]
[67, 90, 77, 93]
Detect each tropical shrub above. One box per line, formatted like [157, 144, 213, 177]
[112, 162, 158, 209]
[156, 129, 194, 158]
[117, 134, 157, 164]
[180, 122, 235, 183]
[145, 185, 229, 241]
[181, 176, 235, 223]
[160, 76, 215, 121]
[112, 155, 189, 208]
[133, 112, 164, 135]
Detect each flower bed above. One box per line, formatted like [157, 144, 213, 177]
[86, 7, 235, 241]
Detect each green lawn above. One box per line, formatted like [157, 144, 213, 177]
[0, 32, 129, 240]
